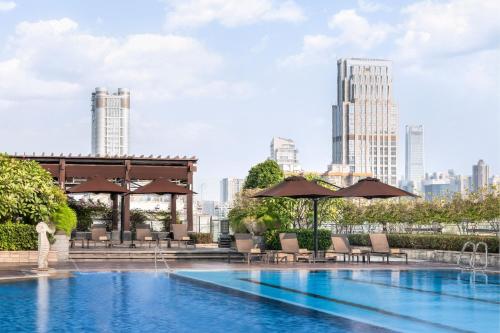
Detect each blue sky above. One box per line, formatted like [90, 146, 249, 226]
[0, 0, 498, 200]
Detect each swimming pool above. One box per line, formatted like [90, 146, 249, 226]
[0, 270, 497, 333]
[177, 269, 499, 333]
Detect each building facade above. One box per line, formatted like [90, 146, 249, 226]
[91, 87, 130, 156]
[472, 159, 489, 192]
[220, 177, 244, 204]
[332, 58, 399, 185]
[270, 137, 301, 173]
[405, 125, 424, 193]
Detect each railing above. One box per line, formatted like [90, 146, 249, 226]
[458, 241, 488, 271]
[154, 245, 171, 274]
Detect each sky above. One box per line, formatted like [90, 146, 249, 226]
[0, 0, 498, 200]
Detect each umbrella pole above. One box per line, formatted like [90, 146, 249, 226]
[313, 198, 318, 259]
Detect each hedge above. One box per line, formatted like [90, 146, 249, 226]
[348, 234, 499, 253]
[0, 223, 38, 250]
[190, 233, 213, 244]
[264, 229, 332, 251]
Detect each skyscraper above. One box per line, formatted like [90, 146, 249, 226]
[91, 87, 130, 156]
[270, 137, 301, 173]
[405, 125, 424, 192]
[332, 58, 399, 185]
[220, 177, 244, 204]
[472, 159, 489, 191]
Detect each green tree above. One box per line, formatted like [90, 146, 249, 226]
[0, 154, 66, 224]
[50, 203, 77, 236]
[243, 160, 284, 189]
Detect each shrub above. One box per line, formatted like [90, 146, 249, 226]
[190, 233, 213, 244]
[51, 204, 77, 236]
[347, 233, 498, 253]
[263, 229, 332, 251]
[0, 223, 38, 250]
[68, 199, 111, 231]
[130, 209, 148, 231]
[0, 154, 66, 224]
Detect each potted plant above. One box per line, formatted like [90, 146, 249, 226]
[50, 203, 77, 260]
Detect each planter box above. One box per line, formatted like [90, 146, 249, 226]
[52, 234, 69, 261]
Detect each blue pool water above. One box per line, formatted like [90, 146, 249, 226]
[177, 269, 499, 333]
[0, 270, 497, 333]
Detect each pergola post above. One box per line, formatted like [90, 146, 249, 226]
[313, 198, 319, 258]
[122, 160, 131, 232]
[171, 194, 177, 226]
[58, 159, 66, 190]
[187, 161, 194, 231]
[111, 193, 119, 230]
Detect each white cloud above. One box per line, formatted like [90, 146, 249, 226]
[0, 1, 16, 11]
[164, 0, 305, 29]
[357, 0, 391, 13]
[396, 0, 500, 61]
[279, 34, 335, 67]
[280, 10, 391, 67]
[0, 18, 252, 103]
[328, 9, 392, 49]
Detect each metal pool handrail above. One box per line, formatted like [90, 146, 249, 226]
[154, 245, 171, 274]
[458, 241, 488, 271]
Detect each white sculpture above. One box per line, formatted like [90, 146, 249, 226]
[36, 222, 55, 271]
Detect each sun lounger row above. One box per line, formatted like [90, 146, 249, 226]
[231, 232, 407, 264]
[70, 224, 195, 248]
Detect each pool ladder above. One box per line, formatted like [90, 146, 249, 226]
[458, 241, 488, 271]
[154, 245, 171, 274]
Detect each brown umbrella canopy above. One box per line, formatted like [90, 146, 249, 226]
[253, 176, 338, 199]
[330, 177, 417, 199]
[132, 178, 194, 195]
[67, 176, 128, 194]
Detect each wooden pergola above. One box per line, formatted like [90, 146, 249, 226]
[12, 154, 197, 232]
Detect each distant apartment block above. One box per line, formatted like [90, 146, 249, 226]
[270, 137, 301, 173]
[220, 178, 244, 204]
[472, 159, 489, 192]
[323, 163, 371, 188]
[91, 87, 130, 156]
[332, 58, 399, 186]
[405, 125, 424, 193]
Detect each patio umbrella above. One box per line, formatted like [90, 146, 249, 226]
[132, 178, 195, 228]
[253, 176, 338, 257]
[66, 175, 128, 194]
[330, 177, 417, 199]
[67, 176, 128, 241]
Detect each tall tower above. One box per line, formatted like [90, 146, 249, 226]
[472, 159, 489, 192]
[332, 58, 399, 185]
[405, 125, 424, 191]
[220, 178, 244, 204]
[91, 87, 130, 156]
[270, 137, 301, 173]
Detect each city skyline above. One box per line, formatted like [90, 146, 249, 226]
[0, 0, 498, 200]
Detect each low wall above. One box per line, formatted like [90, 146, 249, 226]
[0, 251, 58, 263]
[357, 246, 499, 267]
[406, 248, 500, 268]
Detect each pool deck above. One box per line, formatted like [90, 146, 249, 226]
[1, 260, 498, 282]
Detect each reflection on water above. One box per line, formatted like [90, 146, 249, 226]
[37, 277, 49, 333]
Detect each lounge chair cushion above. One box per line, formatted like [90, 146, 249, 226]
[144, 236, 153, 241]
[299, 248, 309, 254]
[250, 248, 261, 254]
[181, 236, 190, 241]
[351, 248, 362, 254]
[390, 248, 401, 254]
[99, 236, 108, 241]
